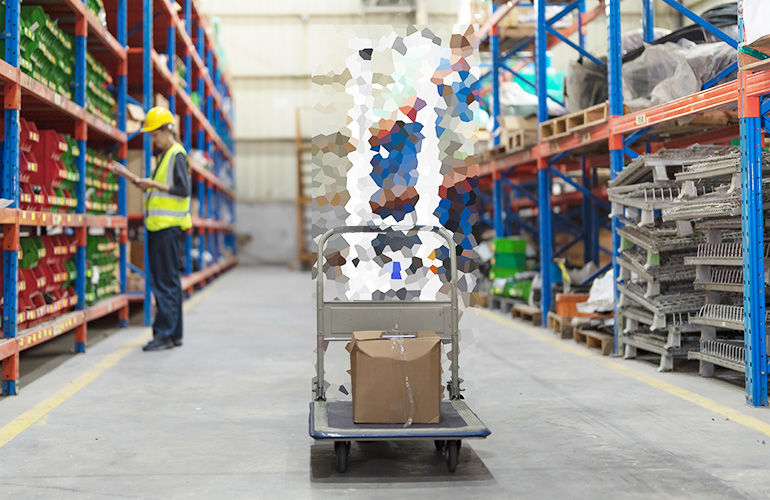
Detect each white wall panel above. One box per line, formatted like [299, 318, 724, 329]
[214, 20, 309, 77]
[232, 78, 310, 139]
[235, 141, 297, 202]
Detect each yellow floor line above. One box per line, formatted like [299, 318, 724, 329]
[476, 308, 770, 439]
[0, 275, 225, 449]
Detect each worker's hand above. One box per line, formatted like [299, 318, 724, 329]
[134, 178, 156, 192]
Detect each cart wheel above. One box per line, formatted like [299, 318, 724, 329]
[334, 441, 349, 473]
[434, 440, 446, 450]
[445, 440, 459, 473]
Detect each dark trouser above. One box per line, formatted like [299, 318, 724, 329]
[148, 226, 183, 341]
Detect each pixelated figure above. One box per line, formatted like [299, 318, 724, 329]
[311, 25, 481, 306]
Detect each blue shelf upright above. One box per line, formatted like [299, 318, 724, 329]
[123, 0, 236, 311]
[1, 0, 130, 395]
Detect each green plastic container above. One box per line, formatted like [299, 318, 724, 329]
[493, 237, 527, 255]
[508, 280, 532, 301]
[20, 237, 45, 269]
[493, 253, 526, 270]
[490, 266, 521, 280]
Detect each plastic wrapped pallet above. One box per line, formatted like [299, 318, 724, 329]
[564, 59, 608, 113]
[622, 41, 737, 113]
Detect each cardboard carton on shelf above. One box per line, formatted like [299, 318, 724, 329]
[126, 150, 156, 215]
[502, 115, 538, 131]
[347, 330, 442, 425]
[126, 103, 146, 136]
[154, 92, 170, 111]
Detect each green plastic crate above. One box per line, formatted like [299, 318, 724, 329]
[492, 253, 526, 270]
[508, 280, 532, 301]
[20, 237, 45, 269]
[492, 237, 527, 255]
[489, 266, 522, 280]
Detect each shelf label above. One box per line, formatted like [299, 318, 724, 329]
[53, 93, 61, 106]
[550, 143, 560, 152]
[635, 114, 647, 126]
[582, 133, 591, 143]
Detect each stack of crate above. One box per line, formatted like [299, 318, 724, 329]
[490, 237, 527, 279]
[86, 0, 107, 24]
[18, 118, 79, 213]
[18, 6, 75, 99]
[85, 234, 120, 305]
[663, 150, 770, 376]
[17, 234, 78, 330]
[86, 53, 117, 126]
[607, 146, 735, 371]
[85, 148, 118, 214]
[489, 237, 532, 301]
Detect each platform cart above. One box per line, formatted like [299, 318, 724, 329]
[309, 225, 491, 473]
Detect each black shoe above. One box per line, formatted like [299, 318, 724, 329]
[172, 338, 183, 347]
[143, 337, 174, 351]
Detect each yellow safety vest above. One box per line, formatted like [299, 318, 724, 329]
[145, 142, 192, 232]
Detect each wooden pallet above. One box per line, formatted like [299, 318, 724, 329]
[502, 129, 537, 153]
[479, 144, 506, 162]
[511, 304, 541, 326]
[573, 328, 614, 356]
[547, 311, 573, 339]
[539, 102, 608, 141]
[653, 110, 740, 136]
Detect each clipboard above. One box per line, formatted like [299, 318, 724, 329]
[109, 161, 141, 183]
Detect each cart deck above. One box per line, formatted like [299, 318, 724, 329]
[310, 400, 490, 440]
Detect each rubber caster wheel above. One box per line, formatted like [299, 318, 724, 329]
[334, 441, 349, 473]
[434, 440, 446, 450]
[445, 440, 460, 473]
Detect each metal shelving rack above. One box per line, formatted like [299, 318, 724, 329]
[123, 0, 237, 326]
[480, 1, 770, 405]
[0, 0, 131, 395]
[478, 0, 614, 329]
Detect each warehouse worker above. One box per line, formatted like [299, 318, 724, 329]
[133, 106, 192, 351]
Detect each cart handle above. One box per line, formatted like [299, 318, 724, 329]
[316, 224, 459, 307]
[315, 224, 461, 401]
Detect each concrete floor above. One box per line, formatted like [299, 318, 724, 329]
[2, 267, 770, 499]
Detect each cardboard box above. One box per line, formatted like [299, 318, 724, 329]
[347, 331, 442, 424]
[130, 235, 144, 268]
[126, 103, 146, 135]
[502, 115, 538, 131]
[154, 92, 170, 111]
[126, 150, 156, 216]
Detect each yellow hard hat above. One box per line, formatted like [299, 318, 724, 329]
[141, 106, 175, 132]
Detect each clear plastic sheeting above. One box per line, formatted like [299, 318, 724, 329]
[577, 270, 614, 315]
[564, 59, 607, 114]
[621, 28, 672, 55]
[390, 337, 416, 427]
[623, 41, 737, 113]
[499, 80, 567, 117]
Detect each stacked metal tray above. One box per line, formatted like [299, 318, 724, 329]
[655, 148, 768, 376]
[610, 148, 738, 371]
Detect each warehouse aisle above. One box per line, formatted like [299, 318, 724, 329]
[2, 267, 770, 499]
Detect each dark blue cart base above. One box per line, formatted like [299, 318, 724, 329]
[309, 400, 490, 441]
